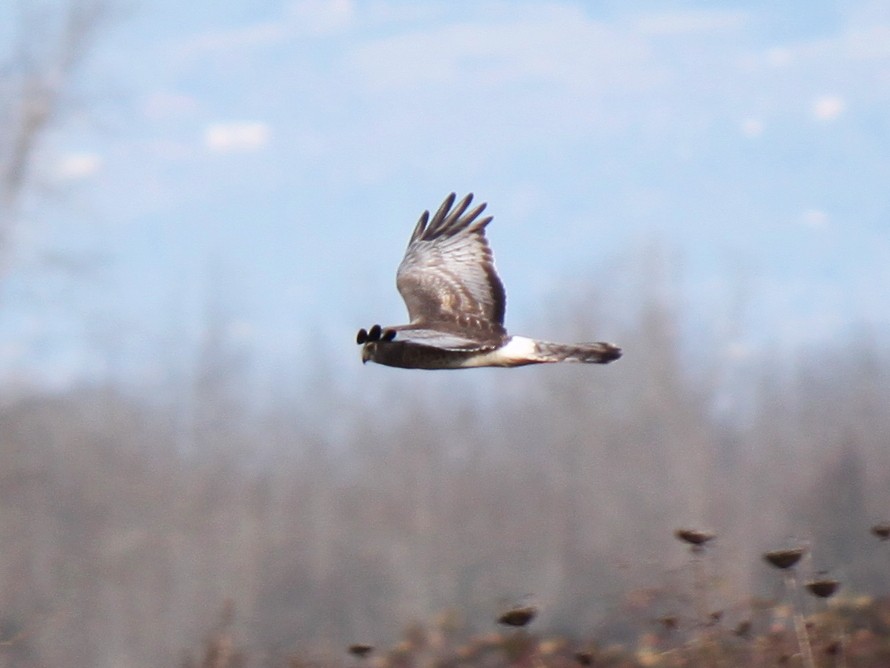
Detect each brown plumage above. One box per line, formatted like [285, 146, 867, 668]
[358, 193, 622, 369]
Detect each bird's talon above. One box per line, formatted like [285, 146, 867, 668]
[382, 329, 396, 341]
[368, 324, 382, 341]
[356, 328, 368, 344]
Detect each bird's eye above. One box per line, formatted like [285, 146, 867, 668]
[356, 328, 368, 344]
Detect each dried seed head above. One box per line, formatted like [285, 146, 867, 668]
[763, 547, 805, 570]
[347, 644, 373, 658]
[658, 615, 678, 631]
[871, 523, 890, 540]
[806, 579, 840, 599]
[498, 606, 537, 628]
[674, 528, 715, 546]
[734, 620, 752, 638]
[574, 650, 594, 665]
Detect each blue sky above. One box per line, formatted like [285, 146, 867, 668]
[2, 0, 889, 389]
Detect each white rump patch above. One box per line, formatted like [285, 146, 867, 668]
[498, 336, 537, 360]
[455, 335, 538, 367]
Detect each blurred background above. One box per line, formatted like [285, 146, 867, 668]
[1, 1, 889, 666]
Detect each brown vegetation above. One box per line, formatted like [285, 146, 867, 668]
[1, 269, 890, 666]
[180, 594, 890, 667]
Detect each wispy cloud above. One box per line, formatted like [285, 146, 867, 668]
[175, 0, 355, 58]
[844, 25, 890, 60]
[204, 122, 271, 153]
[55, 152, 103, 180]
[633, 9, 749, 36]
[347, 5, 659, 93]
[177, 21, 287, 57]
[812, 95, 846, 121]
[287, 0, 355, 35]
[740, 118, 764, 137]
[801, 208, 830, 228]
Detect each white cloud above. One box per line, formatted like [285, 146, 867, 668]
[801, 208, 830, 228]
[178, 21, 286, 56]
[845, 25, 890, 60]
[347, 5, 660, 93]
[287, 0, 354, 35]
[812, 95, 846, 121]
[56, 152, 102, 180]
[177, 0, 354, 57]
[765, 47, 793, 68]
[740, 118, 763, 137]
[634, 9, 748, 36]
[204, 122, 271, 152]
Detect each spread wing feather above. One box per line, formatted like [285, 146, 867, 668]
[396, 193, 506, 341]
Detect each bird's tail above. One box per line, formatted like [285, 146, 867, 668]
[532, 340, 622, 364]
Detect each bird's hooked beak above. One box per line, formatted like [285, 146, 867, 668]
[357, 327, 372, 364]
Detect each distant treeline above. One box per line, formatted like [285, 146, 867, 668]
[1, 268, 889, 667]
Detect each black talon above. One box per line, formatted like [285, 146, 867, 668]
[382, 328, 396, 342]
[356, 328, 368, 344]
[368, 324, 382, 342]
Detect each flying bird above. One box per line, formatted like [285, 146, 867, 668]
[357, 193, 622, 369]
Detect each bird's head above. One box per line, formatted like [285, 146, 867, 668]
[356, 325, 396, 364]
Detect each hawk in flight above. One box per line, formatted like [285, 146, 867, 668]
[357, 193, 622, 369]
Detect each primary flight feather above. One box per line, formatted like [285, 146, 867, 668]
[357, 193, 621, 369]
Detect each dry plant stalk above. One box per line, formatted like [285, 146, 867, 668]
[763, 548, 815, 668]
[675, 528, 719, 667]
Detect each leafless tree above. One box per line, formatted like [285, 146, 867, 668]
[2, 244, 890, 665]
[0, 0, 111, 279]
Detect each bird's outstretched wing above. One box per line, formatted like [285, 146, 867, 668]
[396, 193, 506, 340]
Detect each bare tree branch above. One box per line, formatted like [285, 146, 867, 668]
[0, 0, 111, 278]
